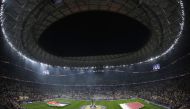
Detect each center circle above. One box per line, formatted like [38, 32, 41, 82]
[38, 10, 151, 57]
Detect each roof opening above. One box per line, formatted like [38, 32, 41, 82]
[38, 10, 151, 57]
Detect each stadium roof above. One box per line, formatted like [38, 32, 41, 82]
[0, 0, 186, 67]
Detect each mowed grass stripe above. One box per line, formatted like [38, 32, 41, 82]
[22, 98, 165, 109]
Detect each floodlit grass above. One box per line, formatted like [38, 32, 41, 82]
[22, 98, 165, 109]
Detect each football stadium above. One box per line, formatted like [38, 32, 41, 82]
[0, 0, 190, 109]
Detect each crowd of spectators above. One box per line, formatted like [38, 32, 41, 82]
[0, 73, 190, 109]
[0, 54, 190, 109]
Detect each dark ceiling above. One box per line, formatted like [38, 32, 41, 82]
[39, 10, 150, 57]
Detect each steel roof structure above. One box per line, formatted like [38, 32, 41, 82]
[1, 0, 185, 67]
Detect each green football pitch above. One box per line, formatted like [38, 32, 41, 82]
[22, 98, 165, 109]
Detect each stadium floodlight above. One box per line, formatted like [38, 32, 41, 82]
[43, 70, 50, 75]
[1, 0, 6, 3]
[153, 64, 160, 71]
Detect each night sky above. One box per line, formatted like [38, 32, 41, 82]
[39, 10, 150, 57]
